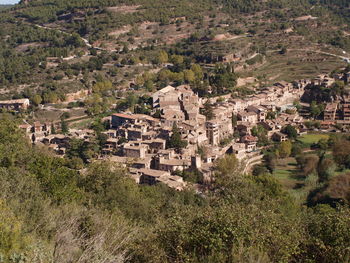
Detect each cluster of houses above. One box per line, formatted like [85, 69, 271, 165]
[21, 79, 309, 190]
[322, 97, 350, 127]
[19, 120, 96, 154]
[103, 81, 310, 189]
[24, 70, 350, 191]
[305, 72, 350, 128]
[0, 90, 90, 112]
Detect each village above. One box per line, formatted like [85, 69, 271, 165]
[2, 69, 350, 191]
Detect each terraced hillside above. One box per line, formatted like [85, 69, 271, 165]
[0, 0, 349, 99]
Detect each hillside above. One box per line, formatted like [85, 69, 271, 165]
[0, 0, 349, 100]
[0, 1, 350, 263]
[0, 5, 13, 10]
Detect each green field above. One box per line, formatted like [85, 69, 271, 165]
[273, 158, 301, 188]
[297, 134, 329, 147]
[69, 118, 93, 130]
[273, 157, 312, 204]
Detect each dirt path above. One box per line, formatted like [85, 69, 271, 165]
[267, 48, 350, 62]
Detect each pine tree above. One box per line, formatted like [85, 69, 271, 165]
[61, 120, 69, 134]
[51, 124, 56, 134]
[167, 123, 187, 151]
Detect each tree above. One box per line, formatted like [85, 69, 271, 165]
[43, 91, 58, 104]
[61, 119, 69, 134]
[297, 154, 319, 177]
[267, 111, 276, 120]
[215, 154, 240, 179]
[66, 138, 100, 163]
[144, 80, 154, 92]
[252, 164, 270, 176]
[253, 174, 284, 197]
[0, 200, 28, 258]
[61, 112, 70, 120]
[210, 64, 237, 94]
[66, 33, 85, 48]
[202, 100, 214, 120]
[122, 44, 129, 54]
[310, 101, 323, 119]
[252, 125, 268, 146]
[232, 114, 238, 128]
[32, 94, 42, 106]
[170, 55, 184, 65]
[264, 152, 277, 173]
[302, 205, 350, 262]
[332, 139, 350, 168]
[282, 125, 298, 140]
[184, 69, 195, 83]
[167, 123, 187, 151]
[278, 141, 292, 158]
[51, 124, 56, 134]
[135, 75, 145, 86]
[92, 81, 113, 94]
[158, 50, 169, 64]
[126, 93, 138, 113]
[293, 100, 302, 111]
[181, 169, 204, 184]
[191, 64, 204, 80]
[317, 158, 336, 182]
[315, 138, 329, 151]
[291, 143, 303, 157]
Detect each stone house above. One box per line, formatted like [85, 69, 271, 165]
[324, 103, 338, 121]
[137, 168, 186, 190]
[152, 85, 176, 108]
[111, 113, 138, 128]
[106, 138, 119, 148]
[247, 105, 266, 122]
[19, 124, 32, 134]
[0, 99, 30, 111]
[42, 134, 70, 148]
[123, 143, 148, 158]
[237, 111, 258, 124]
[142, 138, 166, 153]
[102, 129, 118, 138]
[272, 132, 288, 142]
[240, 135, 258, 152]
[236, 123, 252, 136]
[230, 143, 247, 160]
[138, 169, 171, 185]
[342, 97, 350, 121]
[155, 156, 189, 172]
[206, 121, 220, 146]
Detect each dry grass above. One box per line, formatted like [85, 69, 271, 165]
[106, 5, 141, 14]
[250, 50, 345, 83]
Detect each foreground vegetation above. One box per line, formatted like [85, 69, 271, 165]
[0, 119, 349, 262]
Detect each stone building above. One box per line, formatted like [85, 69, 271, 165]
[0, 99, 30, 111]
[324, 103, 338, 121]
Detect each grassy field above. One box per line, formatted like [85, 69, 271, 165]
[297, 133, 330, 147]
[272, 133, 336, 203]
[272, 157, 313, 204]
[69, 118, 93, 130]
[34, 108, 86, 123]
[273, 158, 302, 188]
